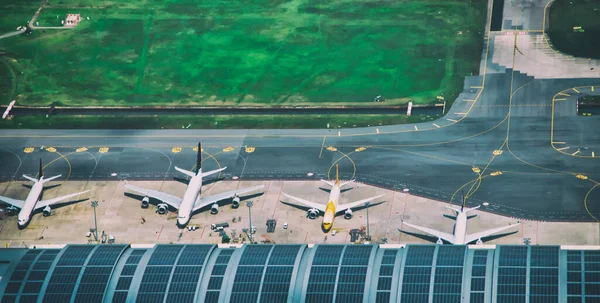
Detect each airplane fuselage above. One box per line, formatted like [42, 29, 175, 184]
[322, 184, 341, 231]
[177, 174, 203, 227]
[18, 179, 44, 227]
[453, 212, 468, 245]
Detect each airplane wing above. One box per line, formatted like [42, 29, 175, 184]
[464, 223, 521, 245]
[193, 185, 264, 212]
[125, 184, 182, 209]
[400, 221, 455, 244]
[335, 194, 385, 214]
[281, 193, 326, 213]
[35, 190, 90, 210]
[0, 196, 25, 209]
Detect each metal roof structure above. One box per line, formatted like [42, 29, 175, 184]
[0, 244, 598, 302]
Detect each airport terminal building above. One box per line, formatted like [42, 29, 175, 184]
[0, 243, 596, 302]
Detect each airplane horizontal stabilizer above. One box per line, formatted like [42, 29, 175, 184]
[320, 179, 335, 188]
[42, 174, 62, 184]
[22, 175, 38, 183]
[339, 180, 355, 188]
[200, 167, 227, 178]
[175, 167, 196, 178]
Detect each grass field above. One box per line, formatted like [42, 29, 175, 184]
[548, 0, 600, 59]
[0, 0, 487, 108]
[0, 114, 436, 129]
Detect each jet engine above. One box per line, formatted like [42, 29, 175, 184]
[141, 197, 150, 209]
[307, 208, 318, 219]
[43, 205, 51, 217]
[6, 206, 17, 216]
[211, 204, 219, 214]
[344, 209, 353, 220]
[156, 203, 168, 215]
[231, 196, 240, 209]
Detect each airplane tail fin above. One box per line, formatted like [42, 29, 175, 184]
[39, 159, 43, 180]
[335, 164, 340, 185]
[196, 142, 202, 175]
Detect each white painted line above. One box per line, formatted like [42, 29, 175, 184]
[376, 128, 380, 134]
[455, 112, 466, 115]
[414, 125, 418, 131]
[447, 119, 458, 123]
[557, 147, 570, 151]
[337, 131, 341, 137]
[554, 98, 566, 101]
[464, 99, 476, 102]
[572, 150, 580, 156]
[432, 123, 440, 128]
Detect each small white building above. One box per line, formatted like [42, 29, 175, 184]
[64, 14, 81, 27]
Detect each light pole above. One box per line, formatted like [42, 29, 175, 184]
[247, 201, 253, 243]
[365, 202, 370, 241]
[91, 200, 99, 242]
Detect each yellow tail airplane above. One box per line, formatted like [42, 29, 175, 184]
[281, 164, 385, 232]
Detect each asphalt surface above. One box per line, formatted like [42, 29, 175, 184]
[0, 0, 599, 222]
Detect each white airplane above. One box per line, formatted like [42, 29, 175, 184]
[400, 197, 520, 245]
[125, 143, 264, 228]
[281, 164, 385, 231]
[0, 160, 90, 228]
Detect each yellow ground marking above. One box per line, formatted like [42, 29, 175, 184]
[172, 147, 182, 153]
[455, 112, 466, 115]
[592, 86, 595, 92]
[326, 146, 337, 152]
[576, 174, 588, 180]
[192, 147, 204, 152]
[471, 167, 480, 173]
[573, 88, 580, 93]
[553, 98, 566, 101]
[447, 119, 458, 123]
[76, 147, 88, 153]
[318, 137, 326, 159]
[556, 146, 569, 151]
[463, 99, 476, 102]
[471, 86, 483, 89]
[327, 151, 356, 180]
[222, 146, 234, 152]
[354, 147, 367, 152]
[432, 123, 440, 128]
[584, 183, 600, 222]
[490, 171, 503, 176]
[245, 146, 255, 153]
[572, 150, 581, 156]
[414, 125, 418, 131]
[24, 147, 34, 153]
[99, 147, 109, 153]
[493, 150, 503, 156]
[552, 142, 565, 144]
[45, 147, 56, 152]
[558, 92, 570, 97]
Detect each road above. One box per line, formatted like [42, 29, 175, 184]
[0, 0, 599, 222]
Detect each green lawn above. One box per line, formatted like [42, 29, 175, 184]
[0, 0, 487, 108]
[548, 0, 600, 59]
[0, 114, 437, 129]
